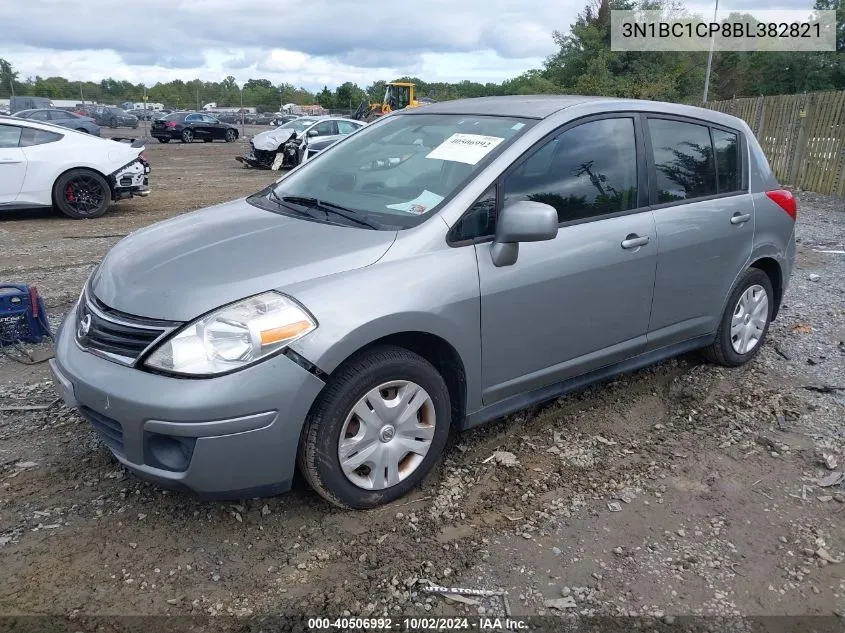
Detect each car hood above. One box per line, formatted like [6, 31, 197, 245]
[90, 198, 397, 321]
[252, 127, 297, 150]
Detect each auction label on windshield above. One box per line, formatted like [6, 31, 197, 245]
[426, 133, 505, 165]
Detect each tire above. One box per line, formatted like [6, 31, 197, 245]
[181, 129, 194, 143]
[298, 345, 451, 509]
[76, 128, 89, 134]
[225, 129, 237, 142]
[52, 169, 111, 220]
[157, 137, 170, 143]
[703, 267, 774, 367]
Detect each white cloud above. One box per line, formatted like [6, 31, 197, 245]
[0, 0, 816, 92]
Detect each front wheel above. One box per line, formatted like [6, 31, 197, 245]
[181, 129, 194, 143]
[52, 169, 111, 219]
[225, 129, 237, 142]
[703, 267, 774, 366]
[297, 345, 451, 509]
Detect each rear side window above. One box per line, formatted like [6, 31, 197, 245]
[0, 124, 22, 148]
[649, 119, 717, 202]
[503, 117, 639, 224]
[20, 128, 62, 146]
[712, 128, 740, 192]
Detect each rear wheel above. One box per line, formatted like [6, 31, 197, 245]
[181, 129, 194, 143]
[52, 169, 111, 219]
[157, 137, 170, 143]
[298, 345, 451, 509]
[703, 268, 774, 366]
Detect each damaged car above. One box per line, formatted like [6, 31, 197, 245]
[236, 116, 364, 170]
[0, 116, 150, 219]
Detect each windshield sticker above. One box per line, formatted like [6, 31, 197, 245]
[386, 189, 444, 214]
[511, 122, 525, 130]
[425, 133, 505, 165]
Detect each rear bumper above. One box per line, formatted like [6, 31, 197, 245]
[112, 158, 150, 200]
[50, 307, 326, 498]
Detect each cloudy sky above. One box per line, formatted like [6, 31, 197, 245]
[0, 0, 818, 91]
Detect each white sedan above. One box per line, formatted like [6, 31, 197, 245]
[0, 116, 150, 219]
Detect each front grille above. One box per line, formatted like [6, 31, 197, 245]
[79, 406, 125, 455]
[75, 288, 180, 365]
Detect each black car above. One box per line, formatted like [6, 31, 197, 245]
[89, 106, 139, 129]
[151, 111, 239, 143]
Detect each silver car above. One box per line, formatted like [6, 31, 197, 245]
[51, 95, 796, 509]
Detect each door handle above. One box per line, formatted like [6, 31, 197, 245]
[621, 234, 650, 249]
[0, 158, 22, 164]
[730, 212, 751, 225]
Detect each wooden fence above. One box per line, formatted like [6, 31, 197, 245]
[703, 91, 845, 197]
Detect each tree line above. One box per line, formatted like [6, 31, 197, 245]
[1, 0, 841, 113]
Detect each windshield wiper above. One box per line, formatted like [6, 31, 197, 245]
[265, 188, 321, 221]
[280, 196, 381, 230]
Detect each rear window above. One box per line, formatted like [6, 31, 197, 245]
[164, 113, 186, 121]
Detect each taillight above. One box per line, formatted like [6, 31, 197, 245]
[165, 121, 177, 129]
[765, 189, 797, 221]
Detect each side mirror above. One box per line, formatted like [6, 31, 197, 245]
[490, 200, 558, 267]
[307, 129, 319, 137]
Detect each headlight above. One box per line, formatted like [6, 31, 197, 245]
[144, 291, 316, 376]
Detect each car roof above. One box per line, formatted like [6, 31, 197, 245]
[403, 95, 602, 119]
[403, 95, 739, 125]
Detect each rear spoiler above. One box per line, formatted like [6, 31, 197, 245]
[111, 137, 146, 148]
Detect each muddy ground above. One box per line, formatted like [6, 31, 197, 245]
[1, 129, 844, 628]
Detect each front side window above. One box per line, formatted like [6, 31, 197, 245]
[260, 113, 535, 229]
[312, 121, 335, 136]
[0, 124, 22, 148]
[28, 111, 49, 121]
[712, 128, 740, 193]
[337, 121, 359, 135]
[648, 118, 717, 202]
[450, 186, 497, 242]
[503, 117, 639, 224]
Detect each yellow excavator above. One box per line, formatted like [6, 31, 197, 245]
[353, 82, 429, 122]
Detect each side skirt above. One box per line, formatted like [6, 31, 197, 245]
[460, 334, 715, 431]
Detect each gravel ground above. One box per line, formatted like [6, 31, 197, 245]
[0, 136, 843, 628]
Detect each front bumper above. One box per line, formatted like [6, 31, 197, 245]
[50, 307, 325, 498]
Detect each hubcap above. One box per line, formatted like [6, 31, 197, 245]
[730, 284, 769, 355]
[337, 380, 436, 491]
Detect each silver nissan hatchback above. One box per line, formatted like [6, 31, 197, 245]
[51, 95, 796, 509]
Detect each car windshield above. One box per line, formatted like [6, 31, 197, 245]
[263, 113, 534, 228]
[281, 118, 317, 132]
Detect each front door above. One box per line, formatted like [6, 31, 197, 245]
[475, 116, 657, 405]
[0, 124, 27, 204]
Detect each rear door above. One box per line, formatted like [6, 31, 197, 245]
[184, 113, 206, 139]
[643, 115, 753, 349]
[0, 124, 27, 203]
